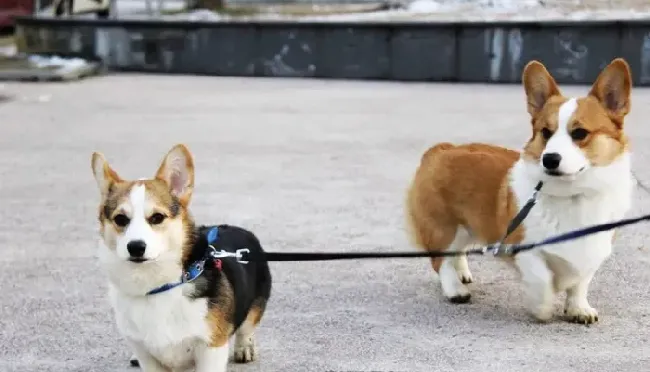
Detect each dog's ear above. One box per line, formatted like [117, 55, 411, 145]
[589, 58, 632, 123]
[91, 152, 122, 197]
[522, 60, 561, 118]
[155, 144, 195, 207]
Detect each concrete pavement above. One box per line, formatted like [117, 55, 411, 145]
[1, 75, 650, 372]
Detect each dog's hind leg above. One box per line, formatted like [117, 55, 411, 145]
[234, 303, 264, 363]
[407, 203, 473, 303]
[454, 249, 474, 284]
[434, 228, 474, 303]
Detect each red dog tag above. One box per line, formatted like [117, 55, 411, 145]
[214, 259, 222, 271]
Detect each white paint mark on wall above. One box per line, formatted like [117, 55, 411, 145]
[552, 31, 588, 81]
[95, 28, 110, 62]
[489, 27, 505, 81]
[640, 32, 650, 83]
[70, 30, 82, 53]
[263, 32, 316, 77]
[507, 28, 522, 81]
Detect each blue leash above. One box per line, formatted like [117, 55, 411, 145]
[508, 212, 650, 255]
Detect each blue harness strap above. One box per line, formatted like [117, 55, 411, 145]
[146, 227, 219, 296]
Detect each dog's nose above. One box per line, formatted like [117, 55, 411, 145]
[126, 240, 147, 258]
[542, 153, 562, 170]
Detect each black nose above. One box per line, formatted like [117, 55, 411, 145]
[127, 240, 147, 258]
[542, 153, 562, 170]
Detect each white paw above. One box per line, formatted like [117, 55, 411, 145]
[440, 259, 471, 304]
[234, 337, 257, 363]
[458, 269, 473, 284]
[441, 280, 471, 304]
[454, 256, 473, 284]
[565, 306, 599, 325]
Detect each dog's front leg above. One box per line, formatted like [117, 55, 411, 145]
[564, 271, 599, 324]
[195, 342, 229, 372]
[515, 252, 555, 322]
[128, 342, 169, 372]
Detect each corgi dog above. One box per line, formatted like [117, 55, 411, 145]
[90, 144, 272, 371]
[406, 58, 634, 324]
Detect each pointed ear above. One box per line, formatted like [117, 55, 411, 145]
[91, 152, 122, 197]
[522, 60, 561, 117]
[589, 58, 632, 121]
[155, 144, 195, 207]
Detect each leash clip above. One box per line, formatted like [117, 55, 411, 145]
[209, 246, 250, 264]
[489, 243, 513, 257]
[235, 249, 250, 264]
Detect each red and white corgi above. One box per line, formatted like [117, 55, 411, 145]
[406, 58, 634, 324]
[91, 144, 272, 371]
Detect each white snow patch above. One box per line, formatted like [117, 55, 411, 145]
[114, 0, 650, 22]
[407, 0, 441, 13]
[0, 45, 16, 58]
[27, 55, 91, 74]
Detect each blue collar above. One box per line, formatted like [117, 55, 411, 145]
[146, 227, 220, 296]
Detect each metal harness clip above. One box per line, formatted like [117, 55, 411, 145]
[490, 243, 513, 257]
[208, 246, 250, 264]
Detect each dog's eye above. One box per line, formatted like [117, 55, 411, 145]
[570, 128, 589, 141]
[541, 128, 553, 140]
[114, 214, 130, 227]
[148, 213, 166, 225]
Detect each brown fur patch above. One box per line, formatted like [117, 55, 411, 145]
[406, 143, 522, 272]
[143, 180, 183, 218]
[572, 97, 628, 166]
[523, 95, 568, 161]
[206, 276, 235, 347]
[246, 303, 264, 326]
[97, 181, 136, 250]
[154, 145, 195, 208]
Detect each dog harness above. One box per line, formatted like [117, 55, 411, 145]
[146, 227, 222, 296]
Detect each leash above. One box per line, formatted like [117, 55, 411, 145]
[224, 182, 547, 263]
[238, 211, 650, 263]
[220, 181, 649, 263]
[148, 180, 650, 293]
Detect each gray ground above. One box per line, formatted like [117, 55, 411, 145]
[1, 76, 650, 372]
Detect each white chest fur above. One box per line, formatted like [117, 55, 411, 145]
[509, 156, 633, 291]
[108, 285, 211, 370]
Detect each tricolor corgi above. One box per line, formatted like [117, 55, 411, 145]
[90, 144, 272, 371]
[406, 58, 634, 324]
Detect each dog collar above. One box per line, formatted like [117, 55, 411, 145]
[146, 227, 221, 296]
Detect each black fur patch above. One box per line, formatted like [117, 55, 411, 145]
[184, 224, 272, 333]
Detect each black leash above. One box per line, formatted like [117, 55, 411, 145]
[220, 181, 649, 264]
[243, 211, 650, 263]
[490, 181, 543, 255]
[239, 182, 546, 263]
